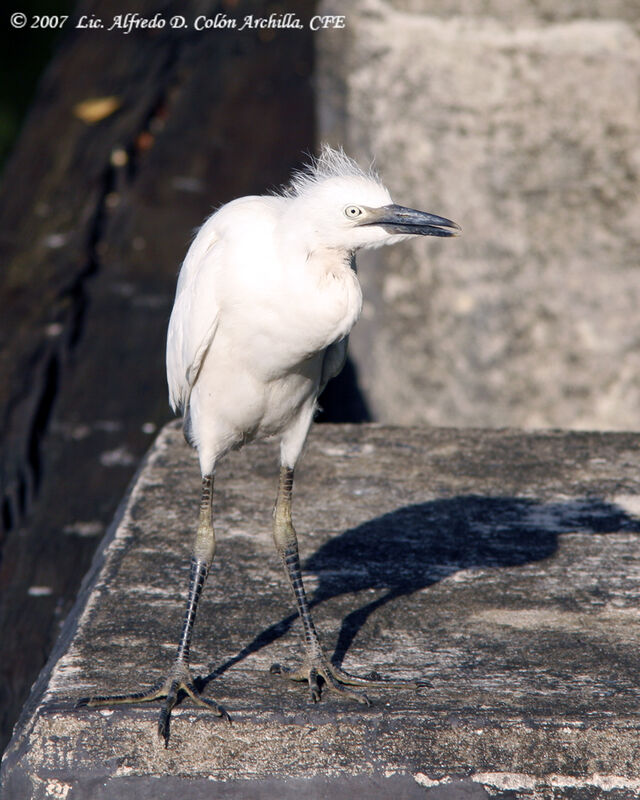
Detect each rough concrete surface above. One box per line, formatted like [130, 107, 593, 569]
[3, 423, 640, 798]
[317, 0, 640, 431]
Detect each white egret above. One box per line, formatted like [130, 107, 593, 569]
[79, 146, 460, 742]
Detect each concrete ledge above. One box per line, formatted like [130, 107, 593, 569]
[3, 423, 640, 798]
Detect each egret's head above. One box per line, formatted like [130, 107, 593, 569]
[282, 145, 460, 251]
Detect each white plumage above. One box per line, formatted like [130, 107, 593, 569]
[166, 146, 459, 474]
[80, 147, 459, 740]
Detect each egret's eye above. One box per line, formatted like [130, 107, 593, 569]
[344, 205, 363, 219]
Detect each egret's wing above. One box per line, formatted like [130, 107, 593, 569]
[166, 217, 221, 414]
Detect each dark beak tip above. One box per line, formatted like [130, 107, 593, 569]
[433, 217, 462, 236]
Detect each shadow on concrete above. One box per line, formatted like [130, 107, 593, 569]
[199, 495, 640, 686]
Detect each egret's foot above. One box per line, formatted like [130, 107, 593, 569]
[271, 659, 370, 704]
[76, 663, 229, 745]
[270, 658, 429, 704]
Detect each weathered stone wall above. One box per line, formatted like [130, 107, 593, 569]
[318, 0, 640, 430]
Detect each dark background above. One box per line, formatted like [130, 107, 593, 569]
[0, 1, 74, 167]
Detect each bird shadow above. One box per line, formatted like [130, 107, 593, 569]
[198, 495, 640, 688]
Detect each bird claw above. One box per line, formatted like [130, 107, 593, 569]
[271, 660, 371, 705]
[76, 664, 229, 746]
[270, 658, 430, 704]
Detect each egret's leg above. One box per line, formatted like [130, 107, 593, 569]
[77, 474, 229, 744]
[270, 466, 420, 704]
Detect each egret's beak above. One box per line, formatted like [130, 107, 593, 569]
[363, 204, 461, 237]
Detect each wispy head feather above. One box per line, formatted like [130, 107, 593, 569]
[282, 144, 382, 198]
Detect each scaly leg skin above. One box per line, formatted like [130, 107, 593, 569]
[76, 475, 229, 744]
[269, 466, 424, 704]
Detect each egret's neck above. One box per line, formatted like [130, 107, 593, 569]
[306, 245, 353, 277]
[273, 221, 362, 352]
[303, 246, 362, 345]
[277, 202, 351, 267]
